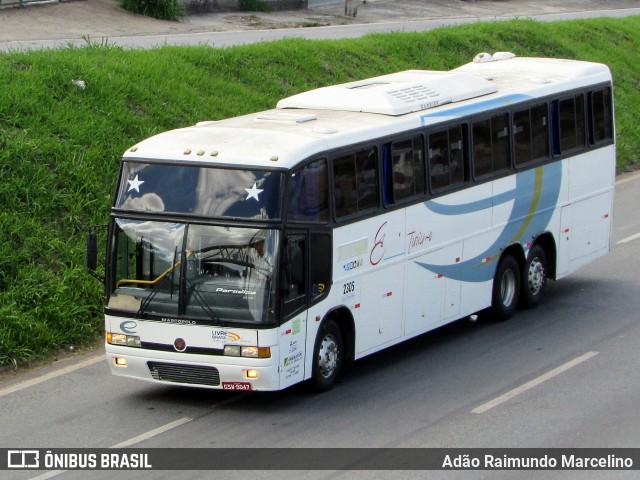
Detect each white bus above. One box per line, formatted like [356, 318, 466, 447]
[88, 52, 615, 392]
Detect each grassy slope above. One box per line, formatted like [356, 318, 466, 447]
[1, 17, 639, 368]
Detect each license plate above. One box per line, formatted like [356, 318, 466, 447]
[222, 382, 252, 391]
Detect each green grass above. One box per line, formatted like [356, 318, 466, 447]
[1, 17, 640, 369]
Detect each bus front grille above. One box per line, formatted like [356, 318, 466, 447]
[147, 362, 220, 387]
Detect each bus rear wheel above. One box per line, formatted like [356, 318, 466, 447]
[520, 245, 547, 309]
[310, 319, 342, 392]
[491, 254, 521, 321]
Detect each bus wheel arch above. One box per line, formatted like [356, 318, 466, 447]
[491, 246, 523, 322]
[531, 232, 557, 280]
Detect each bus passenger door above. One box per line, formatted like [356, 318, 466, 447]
[279, 233, 308, 389]
[279, 231, 333, 389]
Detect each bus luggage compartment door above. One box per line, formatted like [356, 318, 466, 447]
[558, 191, 613, 277]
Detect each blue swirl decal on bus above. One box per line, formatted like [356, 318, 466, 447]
[416, 162, 562, 282]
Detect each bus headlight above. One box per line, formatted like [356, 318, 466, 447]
[107, 332, 141, 347]
[241, 346, 260, 358]
[223, 345, 271, 358]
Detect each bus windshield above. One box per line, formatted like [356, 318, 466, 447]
[115, 162, 283, 220]
[108, 219, 279, 325]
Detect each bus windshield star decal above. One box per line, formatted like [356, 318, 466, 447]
[127, 174, 144, 193]
[245, 182, 264, 201]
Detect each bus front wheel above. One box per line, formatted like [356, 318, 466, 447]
[491, 254, 521, 321]
[310, 319, 342, 392]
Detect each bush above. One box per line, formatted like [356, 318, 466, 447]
[242, 0, 272, 12]
[119, 0, 186, 21]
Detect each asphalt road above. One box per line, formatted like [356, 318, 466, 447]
[1, 171, 639, 479]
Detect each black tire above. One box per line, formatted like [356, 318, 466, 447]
[520, 245, 548, 309]
[309, 319, 342, 392]
[491, 254, 521, 322]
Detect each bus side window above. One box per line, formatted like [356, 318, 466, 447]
[333, 147, 379, 220]
[472, 119, 492, 178]
[429, 125, 466, 192]
[428, 130, 449, 190]
[390, 135, 424, 202]
[514, 103, 549, 167]
[531, 104, 550, 161]
[449, 125, 465, 184]
[288, 159, 329, 223]
[589, 87, 613, 144]
[558, 94, 585, 153]
[472, 113, 511, 179]
[355, 147, 379, 211]
[333, 154, 358, 218]
[392, 139, 413, 201]
[492, 113, 510, 172]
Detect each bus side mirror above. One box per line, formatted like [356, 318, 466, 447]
[87, 232, 98, 271]
[87, 225, 107, 282]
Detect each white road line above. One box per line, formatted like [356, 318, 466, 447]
[617, 232, 640, 245]
[111, 417, 193, 448]
[29, 417, 193, 480]
[29, 470, 64, 480]
[471, 351, 599, 414]
[0, 354, 105, 398]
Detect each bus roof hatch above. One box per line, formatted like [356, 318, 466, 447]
[276, 70, 498, 116]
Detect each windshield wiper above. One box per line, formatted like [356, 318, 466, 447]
[136, 246, 180, 318]
[183, 277, 222, 322]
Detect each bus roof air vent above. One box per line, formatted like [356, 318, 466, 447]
[255, 112, 318, 124]
[276, 70, 497, 116]
[473, 51, 516, 63]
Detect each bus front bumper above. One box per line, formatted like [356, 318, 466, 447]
[105, 344, 281, 391]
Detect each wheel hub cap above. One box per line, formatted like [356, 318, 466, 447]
[318, 335, 338, 379]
